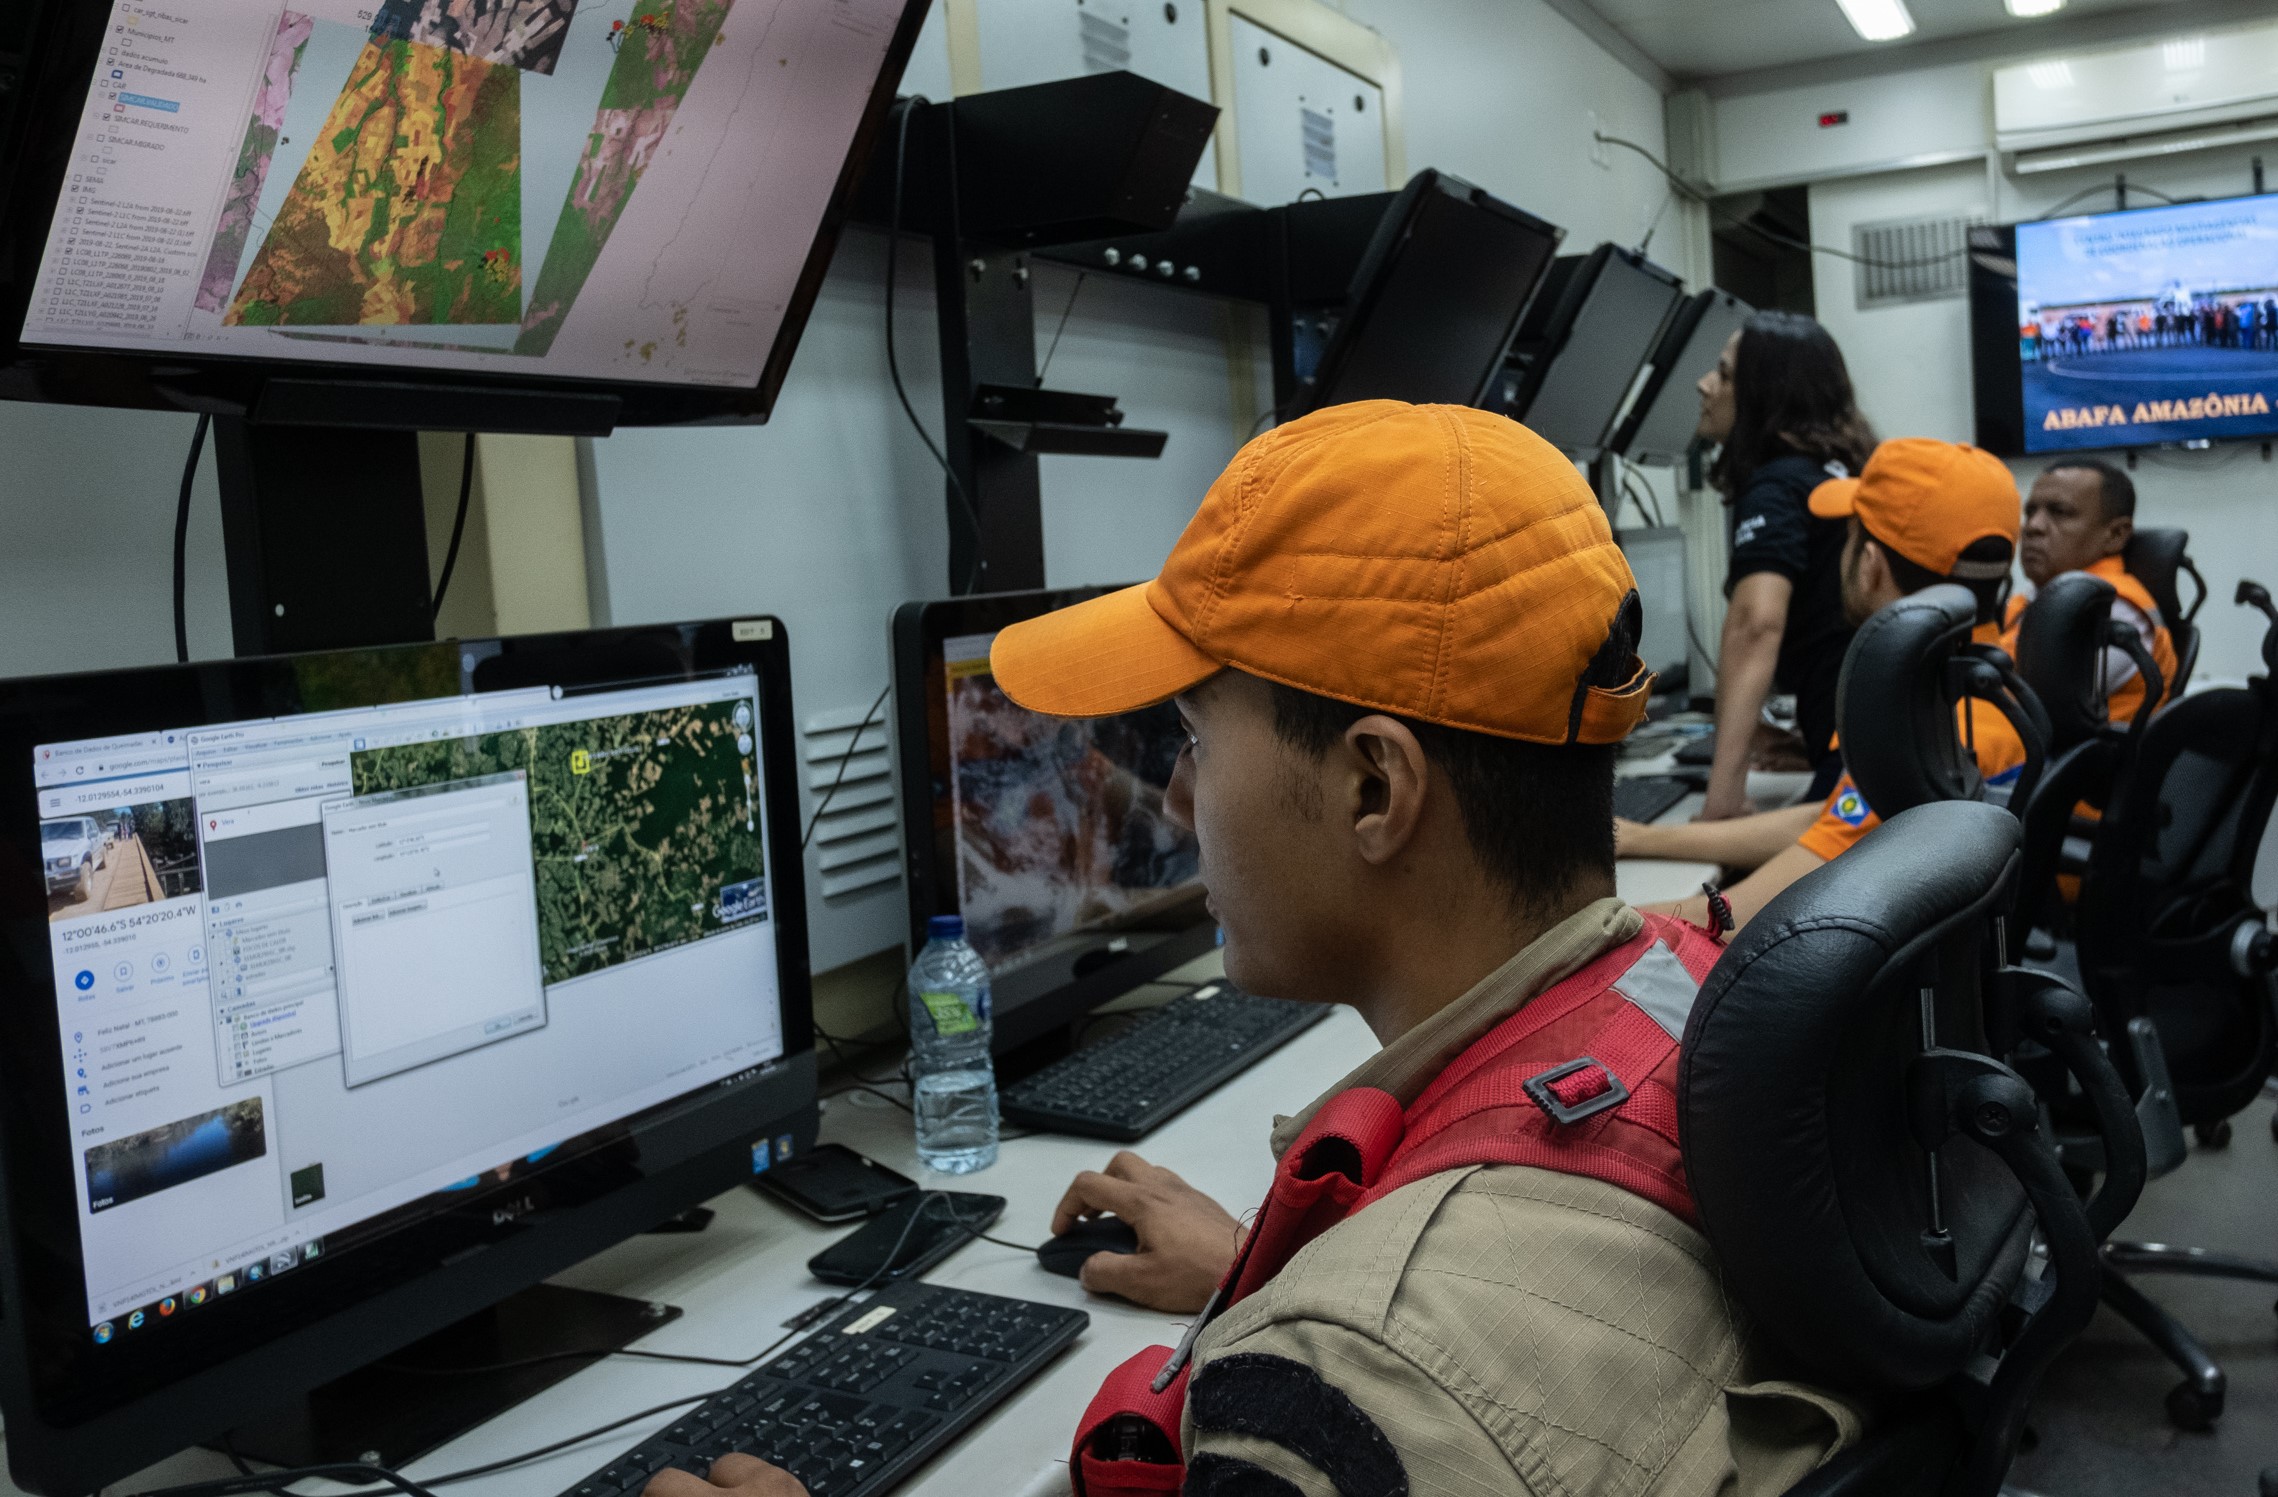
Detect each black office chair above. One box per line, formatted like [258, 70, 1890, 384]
[2063, 579, 2278, 1428]
[1835, 583, 2048, 824]
[2007, 570, 2166, 948]
[2121, 527, 2207, 690]
[1683, 800, 2144, 1497]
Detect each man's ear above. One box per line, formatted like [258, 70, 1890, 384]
[2107, 513, 2134, 554]
[1340, 716, 1431, 867]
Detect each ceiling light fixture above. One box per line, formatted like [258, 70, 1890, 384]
[2005, 0, 2066, 17]
[1835, 0, 1916, 42]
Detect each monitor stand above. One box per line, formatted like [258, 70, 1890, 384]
[219, 1283, 680, 1478]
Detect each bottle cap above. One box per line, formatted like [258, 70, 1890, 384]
[926, 914, 965, 941]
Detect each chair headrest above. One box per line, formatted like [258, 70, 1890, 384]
[2122, 528, 2190, 626]
[1681, 800, 2031, 1393]
[1837, 584, 1982, 820]
[2013, 571, 2116, 756]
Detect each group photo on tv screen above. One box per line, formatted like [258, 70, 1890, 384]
[2013, 191, 2278, 452]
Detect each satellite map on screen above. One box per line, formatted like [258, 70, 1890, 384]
[945, 645, 1197, 970]
[350, 700, 764, 984]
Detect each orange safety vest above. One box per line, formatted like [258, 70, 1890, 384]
[1067, 915, 1727, 1497]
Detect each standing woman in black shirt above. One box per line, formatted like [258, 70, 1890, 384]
[1693, 311, 1876, 820]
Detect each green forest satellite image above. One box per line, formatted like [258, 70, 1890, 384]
[350, 701, 764, 984]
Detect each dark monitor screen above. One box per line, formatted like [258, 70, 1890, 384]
[1968, 192, 2278, 455]
[1610, 289, 1750, 466]
[0, 0, 927, 425]
[1288, 169, 1561, 418]
[0, 619, 815, 1496]
[891, 590, 1211, 1056]
[1499, 244, 1684, 457]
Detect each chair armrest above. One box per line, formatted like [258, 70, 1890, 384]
[1780, 1402, 1960, 1497]
[2124, 1017, 2188, 1178]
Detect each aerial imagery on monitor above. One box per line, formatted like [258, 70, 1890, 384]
[946, 665, 1198, 970]
[350, 700, 764, 984]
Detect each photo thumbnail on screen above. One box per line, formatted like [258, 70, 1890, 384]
[941, 634, 1198, 970]
[43, 797, 202, 922]
[85, 1099, 267, 1214]
[2016, 192, 2278, 452]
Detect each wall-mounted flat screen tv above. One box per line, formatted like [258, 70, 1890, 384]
[1969, 191, 2278, 456]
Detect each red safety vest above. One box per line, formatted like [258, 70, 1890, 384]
[1069, 915, 1727, 1497]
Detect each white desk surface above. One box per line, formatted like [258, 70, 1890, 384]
[31, 782, 1758, 1497]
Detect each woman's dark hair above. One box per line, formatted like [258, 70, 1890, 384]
[1711, 310, 1877, 498]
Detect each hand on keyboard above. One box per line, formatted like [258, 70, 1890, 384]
[646, 1453, 807, 1497]
[1050, 1151, 1243, 1312]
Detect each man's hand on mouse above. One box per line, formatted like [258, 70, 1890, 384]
[645, 1454, 805, 1497]
[1051, 1151, 1241, 1312]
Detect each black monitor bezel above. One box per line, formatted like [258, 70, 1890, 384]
[1967, 222, 2029, 457]
[889, 589, 1214, 1058]
[1608, 287, 1751, 464]
[1501, 243, 1685, 457]
[1287, 168, 1563, 420]
[0, 0, 931, 431]
[0, 618, 817, 1497]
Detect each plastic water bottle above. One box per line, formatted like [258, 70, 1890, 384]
[907, 915, 998, 1173]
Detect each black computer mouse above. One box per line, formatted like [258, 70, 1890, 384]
[1036, 1216, 1140, 1278]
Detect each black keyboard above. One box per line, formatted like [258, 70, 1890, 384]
[1613, 774, 1692, 825]
[1000, 982, 1329, 1141]
[555, 1283, 1086, 1497]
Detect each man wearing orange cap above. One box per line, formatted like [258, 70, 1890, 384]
[648, 403, 1859, 1497]
[1621, 438, 2026, 930]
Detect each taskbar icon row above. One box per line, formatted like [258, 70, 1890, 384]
[92, 1236, 326, 1345]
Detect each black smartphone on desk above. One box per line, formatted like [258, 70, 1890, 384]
[754, 1142, 919, 1223]
[809, 1191, 1005, 1285]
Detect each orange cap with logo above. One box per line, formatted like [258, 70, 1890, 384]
[989, 401, 1652, 745]
[1807, 437, 2019, 580]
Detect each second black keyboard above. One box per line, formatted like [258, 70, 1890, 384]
[1000, 982, 1329, 1141]
[553, 1282, 1086, 1497]
[1613, 774, 1692, 825]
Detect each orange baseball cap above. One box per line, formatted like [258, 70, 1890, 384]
[989, 401, 1652, 745]
[1807, 437, 2019, 580]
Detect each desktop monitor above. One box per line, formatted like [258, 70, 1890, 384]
[0, 0, 929, 427]
[1497, 243, 1685, 458]
[1283, 169, 1562, 419]
[890, 589, 1211, 1058]
[0, 618, 815, 1496]
[1610, 289, 1751, 466]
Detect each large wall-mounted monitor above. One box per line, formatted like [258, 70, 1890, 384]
[1969, 192, 2278, 456]
[891, 588, 1212, 1058]
[1497, 243, 1684, 459]
[0, 619, 815, 1496]
[1283, 169, 1561, 419]
[0, 0, 929, 427]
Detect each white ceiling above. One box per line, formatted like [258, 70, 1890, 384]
[1571, 0, 2235, 83]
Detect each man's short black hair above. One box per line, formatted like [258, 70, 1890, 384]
[1875, 533, 2014, 625]
[1266, 683, 1615, 919]
[2043, 458, 2136, 521]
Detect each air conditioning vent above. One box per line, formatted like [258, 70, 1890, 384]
[802, 705, 900, 901]
[1301, 106, 1336, 184]
[1080, 9, 1132, 73]
[1852, 213, 1984, 310]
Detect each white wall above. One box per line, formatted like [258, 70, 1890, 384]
[1698, 38, 2278, 690]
